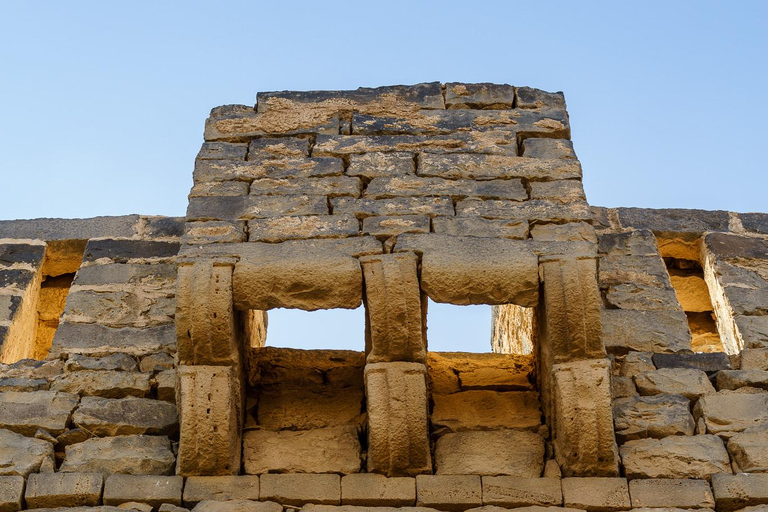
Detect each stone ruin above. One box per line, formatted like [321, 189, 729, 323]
[0, 82, 767, 512]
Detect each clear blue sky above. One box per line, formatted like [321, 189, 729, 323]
[1, 2, 765, 351]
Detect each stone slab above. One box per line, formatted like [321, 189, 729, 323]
[259, 473, 341, 506]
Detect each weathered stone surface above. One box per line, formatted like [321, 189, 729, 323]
[619, 434, 731, 480]
[186, 194, 329, 221]
[444, 83, 515, 109]
[434, 430, 544, 477]
[177, 366, 241, 476]
[717, 370, 768, 391]
[712, 473, 768, 512]
[204, 102, 338, 140]
[427, 353, 535, 394]
[25, 473, 103, 508]
[601, 309, 691, 354]
[260, 473, 341, 506]
[331, 197, 454, 218]
[457, 199, 591, 223]
[189, 180, 249, 198]
[0, 216, 139, 241]
[467, 507, 583, 512]
[561, 478, 629, 512]
[249, 176, 361, 197]
[552, 359, 619, 477]
[197, 142, 247, 160]
[104, 475, 183, 509]
[431, 217, 528, 239]
[314, 132, 517, 157]
[653, 352, 732, 373]
[139, 353, 174, 373]
[182, 476, 259, 507]
[530, 180, 585, 203]
[393, 234, 538, 306]
[366, 176, 527, 201]
[248, 214, 359, 242]
[0, 390, 78, 436]
[516, 87, 566, 110]
[611, 376, 637, 398]
[193, 501, 282, 512]
[523, 138, 576, 159]
[417, 154, 581, 181]
[73, 396, 178, 436]
[194, 157, 343, 182]
[81, 240, 178, 263]
[0, 428, 54, 477]
[60, 435, 175, 475]
[739, 316, 768, 349]
[432, 391, 540, 431]
[694, 390, 768, 434]
[616, 208, 730, 234]
[341, 474, 416, 507]
[741, 213, 768, 235]
[51, 371, 151, 398]
[530, 222, 596, 243]
[183, 221, 247, 244]
[634, 368, 715, 400]
[50, 323, 175, 358]
[247, 137, 310, 159]
[348, 152, 415, 179]
[363, 215, 430, 239]
[361, 253, 425, 363]
[243, 426, 361, 474]
[0, 475, 23, 512]
[256, 386, 363, 430]
[65, 354, 139, 373]
[742, 348, 768, 370]
[613, 394, 695, 442]
[481, 476, 562, 507]
[416, 475, 482, 512]
[365, 362, 431, 476]
[628, 479, 714, 509]
[248, 347, 364, 388]
[727, 427, 768, 472]
[234, 246, 362, 311]
[154, 369, 175, 403]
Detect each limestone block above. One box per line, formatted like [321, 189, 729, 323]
[0, 428, 54, 477]
[551, 359, 619, 477]
[194, 157, 343, 182]
[616, 208, 730, 234]
[613, 394, 695, 443]
[712, 473, 768, 512]
[51, 371, 151, 398]
[176, 261, 238, 366]
[233, 247, 362, 311]
[653, 352, 731, 373]
[727, 427, 768, 472]
[183, 476, 259, 507]
[431, 217, 528, 240]
[186, 194, 328, 221]
[393, 234, 538, 306]
[256, 387, 363, 430]
[0, 476, 23, 512]
[361, 253, 425, 363]
[0, 216, 136, 241]
[154, 369, 176, 403]
[331, 197, 454, 218]
[247, 347, 365, 388]
[611, 376, 637, 398]
[249, 176, 361, 197]
[0, 390, 79, 436]
[259, 473, 341, 506]
[694, 390, 768, 434]
[467, 507, 584, 512]
[481, 476, 562, 507]
[73, 396, 178, 437]
[601, 309, 691, 354]
[58, 435, 175, 475]
[197, 142, 247, 160]
[530, 222, 596, 243]
[742, 348, 768, 370]
[104, 475, 183, 509]
[529, 180, 586, 203]
[634, 368, 715, 400]
[431, 391, 541, 432]
[618, 352, 655, 378]
[444, 82, 515, 109]
[434, 430, 544, 477]
[456, 199, 591, 223]
[363, 216, 430, 239]
[416, 475, 482, 512]
[314, 132, 517, 157]
[341, 474, 416, 506]
[247, 137, 310, 159]
[522, 138, 576, 159]
[66, 354, 139, 372]
[515, 87, 566, 110]
[194, 501, 283, 512]
[717, 370, 768, 391]
[738, 316, 768, 348]
[242, 426, 361, 474]
[248, 214, 360, 242]
[418, 153, 581, 181]
[25, 473, 103, 508]
[183, 221, 247, 244]
[348, 152, 416, 179]
[619, 435, 731, 480]
[540, 257, 605, 363]
[365, 362, 431, 476]
[427, 352, 535, 394]
[49, 323, 175, 358]
[628, 478, 715, 510]
[365, 176, 527, 201]
[177, 365, 241, 476]
[561, 478, 630, 512]
[189, 180, 249, 198]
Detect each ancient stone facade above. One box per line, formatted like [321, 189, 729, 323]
[0, 82, 766, 512]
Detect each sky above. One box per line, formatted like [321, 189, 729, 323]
[1, 2, 766, 351]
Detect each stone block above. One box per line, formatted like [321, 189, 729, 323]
[530, 222, 596, 243]
[365, 362, 431, 476]
[613, 394, 695, 443]
[739, 316, 768, 349]
[189, 180, 249, 198]
[0, 428, 54, 477]
[82, 240, 179, 262]
[0, 215, 139, 241]
[728, 427, 768, 472]
[342, 474, 416, 506]
[434, 430, 544, 477]
[182, 476, 260, 507]
[259, 473, 341, 506]
[417, 154, 582, 181]
[243, 426, 361, 474]
[314, 132, 517, 157]
[72, 396, 178, 436]
[186, 194, 328, 221]
[194, 501, 283, 512]
[416, 475, 482, 512]
[140, 216, 185, 239]
[427, 352, 535, 394]
[361, 253, 425, 363]
[247, 137, 310, 159]
[249, 176, 361, 197]
[522, 138, 576, 159]
[457, 199, 591, 224]
[246, 346, 365, 388]
[653, 352, 731, 373]
[619, 434, 731, 480]
[331, 197, 454, 218]
[183, 221, 247, 244]
[694, 390, 768, 434]
[634, 368, 715, 400]
[742, 348, 768, 370]
[515, 87, 566, 110]
[561, 477, 630, 512]
[348, 152, 416, 179]
[63, 289, 174, 327]
[431, 217, 528, 239]
[233, 246, 362, 311]
[481, 476, 562, 507]
[741, 212, 768, 234]
[611, 376, 637, 398]
[205, 103, 338, 140]
[177, 366, 241, 476]
[140, 353, 174, 373]
[601, 309, 691, 354]
[24, 472, 103, 508]
[248, 214, 359, 242]
[0, 476, 23, 512]
[59, 435, 175, 475]
[257, 386, 363, 430]
[49, 323, 175, 358]
[104, 475, 183, 509]
[628, 478, 714, 509]
[616, 208, 730, 235]
[65, 354, 138, 373]
[529, 180, 586, 203]
[718, 370, 768, 391]
[0, 390, 79, 436]
[197, 142, 247, 160]
[363, 215, 430, 239]
[393, 234, 538, 306]
[432, 391, 540, 431]
[444, 82, 515, 109]
[194, 157, 343, 182]
[51, 370, 151, 398]
[552, 359, 619, 477]
[712, 473, 768, 512]
[365, 176, 527, 201]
